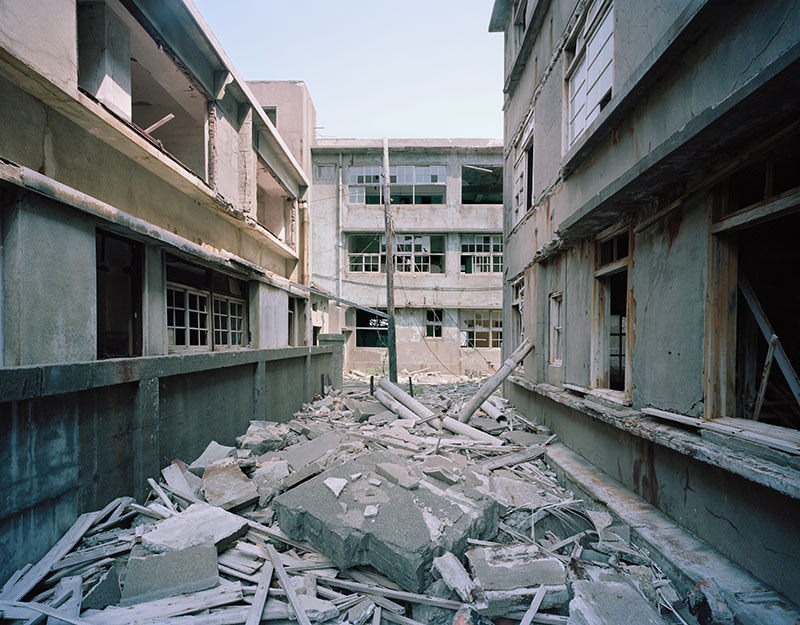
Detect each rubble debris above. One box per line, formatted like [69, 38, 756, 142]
[0, 377, 700, 625]
[684, 579, 735, 625]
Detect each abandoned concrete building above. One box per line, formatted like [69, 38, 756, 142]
[490, 0, 800, 617]
[0, 0, 343, 582]
[311, 139, 505, 376]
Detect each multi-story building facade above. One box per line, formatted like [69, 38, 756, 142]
[0, 0, 340, 581]
[311, 139, 504, 376]
[491, 0, 800, 615]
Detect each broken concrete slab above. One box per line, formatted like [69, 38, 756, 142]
[201, 457, 259, 511]
[120, 542, 219, 606]
[684, 579, 735, 625]
[375, 462, 419, 490]
[480, 585, 569, 618]
[432, 552, 476, 603]
[567, 580, 667, 625]
[412, 579, 460, 625]
[367, 410, 398, 426]
[252, 461, 290, 507]
[141, 503, 248, 553]
[237, 421, 287, 455]
[281, 462, 322, 490]
[466, 544, 565, 590]
[263, 431, 344, 471]
[470, 472, 549, 510]
[82, 560, 123, 610]
[273, 451, 498, 592]
[188, 441, 235, 477]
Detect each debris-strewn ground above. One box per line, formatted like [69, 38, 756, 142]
[0, 373, 701, 625]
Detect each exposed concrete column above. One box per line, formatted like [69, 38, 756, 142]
[237, 105, 257, 217]
[253, 359, 266, 420]
[77, 2, 131, 120]
[132, 377, 160, 502]
[144, 246, 166, 356]
[318, 334, 345, 389]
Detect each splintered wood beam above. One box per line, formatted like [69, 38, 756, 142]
[266, 544, 312, 625]
[754, 334, 779, 422]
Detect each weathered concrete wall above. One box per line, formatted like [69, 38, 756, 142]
[506, 383, 800, 606]
[250, 282, 290, 350]
[0, 345, 337, 585]
[2, 194, 96, 366]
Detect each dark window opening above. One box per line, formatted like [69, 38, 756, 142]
[598, 232, 628, 267]
[426, 309, 443, 338]
[356, 309, 388, 347]
[608, 271, 627, 391]
[97, 230, 143, 359]
[263, 106, 277, 126]
[735, 213, 800, 428]
[462, 165, 503, 204]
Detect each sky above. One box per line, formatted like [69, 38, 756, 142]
[192, 0, 504, 140]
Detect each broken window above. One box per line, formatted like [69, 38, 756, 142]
[462, 165, 503, 204]
[461, 310, 502, 348]
[96, 230, 142, 359]
[461, 234, 503, 273]
[566, 0, 614, 149]
[394, 235, 445, 274]
[356, 309, 388, 348]
[348, 165, 446, 205]
[593, 227, 630, 393]
[348, 234, 385, 273]
[549, 292, 563, 365]
[511, 277, 525, 348]
[426, 309, 443, 338]
[165, 255, 247, 352]
[513, 0, 529, 53]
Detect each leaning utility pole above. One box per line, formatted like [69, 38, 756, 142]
[382, 138, 398, 382]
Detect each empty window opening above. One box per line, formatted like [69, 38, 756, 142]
[735, 213, 800, 428]
[550, 292, 563, 365]
[349, 165, 446, 205]
[348, 234, 384, 273]
[511, 278, 525, 348]
[461, 310, 502, 348]
[607, 272, 627, 391]
[461, 234, 503, 273]
[356, 309, 388, 347]
[263, 106, 277, 126]
[462, 165, 503, 204]
[257, 161, 294, 247]
[96, 230, 142, 358]
[348, 233, 444, 274]
[165, 255, 247, 351]
[426, 309, 443, 338]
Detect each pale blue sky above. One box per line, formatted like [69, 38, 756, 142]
[192, 0, 504, 139]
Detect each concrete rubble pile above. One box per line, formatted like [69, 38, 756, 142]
[1, 377, 700, 625]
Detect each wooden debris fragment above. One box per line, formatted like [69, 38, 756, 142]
[266, 544, 313, 625]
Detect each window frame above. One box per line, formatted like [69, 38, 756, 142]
[347, 233, 445, 274]
[213, 294, 245, 348]
[316, 163, 336, 180]
[461, 234, 504, 274]
[355, 308, 389, 348]
[167, 283, 211, 351]
[348, 164, 447, 205]
[549, 291, 563, 366]
[426, 309, 444, 339]
[460, 309, 503, 349]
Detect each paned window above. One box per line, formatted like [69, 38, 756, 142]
[549, 292, 563, 365]
[214, 296, 245, 346]
[348, 233, 444, 274]
[461, 234, 503, 273]
[349, 165, 446, 205]
[426, 309, 443, 338]
[460, 310, 503, 348]
[316, 164, 335, 180]
[167, 286, 209, 348]
[356, 309, 388, 347]
[566, 0, 614, 148]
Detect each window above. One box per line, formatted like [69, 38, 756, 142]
[549, 292, 563, 365]
[462, 165, 503, 204]
[348, 233, 444, 274]
[316, 164, 335, 180]
[349, 165, 446, 205]
[356, 309, 388, 347]
[426, 309, 443, 338]
[461, 310, 502, 348]
[165, 255, 247, 352]
[394, 235, 445, 274]
[513, 0, 529, 54]
[348, 234, 384, 273]
[511, 277, 525, 348]
[593, 226, 630, 392]
[461, 234, 503, 273]
[96, 230, 142, 358]
[566, 0, 614, 148]
[263, 106, 277, 126]
[512, 118, 534, 222]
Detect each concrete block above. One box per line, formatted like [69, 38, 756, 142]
[412, 579, 459, 625]
[201, 457, 259, 511]
[82, 560, 123, 610]
[282, 461, 322, 489]
[253, 461, 290, 506]
[470, 472, 548, 510]
[567, 580, 666, 625]
[368, 410, 397, 426]
[275, 431, 344, 470]
[466, 545, 565, 590]
[684, 579, 735, 625]
[481, 585, 570, 617]
[120, 542, 219, 605]
[375, 462, 419, 490]
[237, 421, 287, 455]
[432, 551, 476, 602]
[141, 503, 248, 553]
[273, 451, 498, 592]
[347, 597, 375, 625]
[188, 441, 235, 477]
[290, 594, 338, 622]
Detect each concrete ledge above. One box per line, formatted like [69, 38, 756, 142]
[0, 346, 330, 402]
[508, 375, 800, 500]
[546, 443, 800, 625]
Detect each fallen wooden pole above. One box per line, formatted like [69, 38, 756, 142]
[378, 378, 441, 428]
[458, 338, 534, 423]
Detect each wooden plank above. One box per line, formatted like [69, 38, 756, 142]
[316, 577, 462, 610]
[147, 478, 178, 515]
[266, 544, 312, 625]
[519, 585, 548, 625]
[1, 564, 32, 595]
[382, 610, 427, 625]
[711, 187, 800, 235]
[244, 561, 273, 625]
[51, 541, 131, 571]
[46, 576, 82, 625]
[715, 417, 800, 445]
[753, 335, 779, 421]
[82, 580, 243, 625]
[1, 511, 100, 602]
[160, 464, 196, 501]
[0, 601, 90, 624]
[478, 439, 553, 471]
